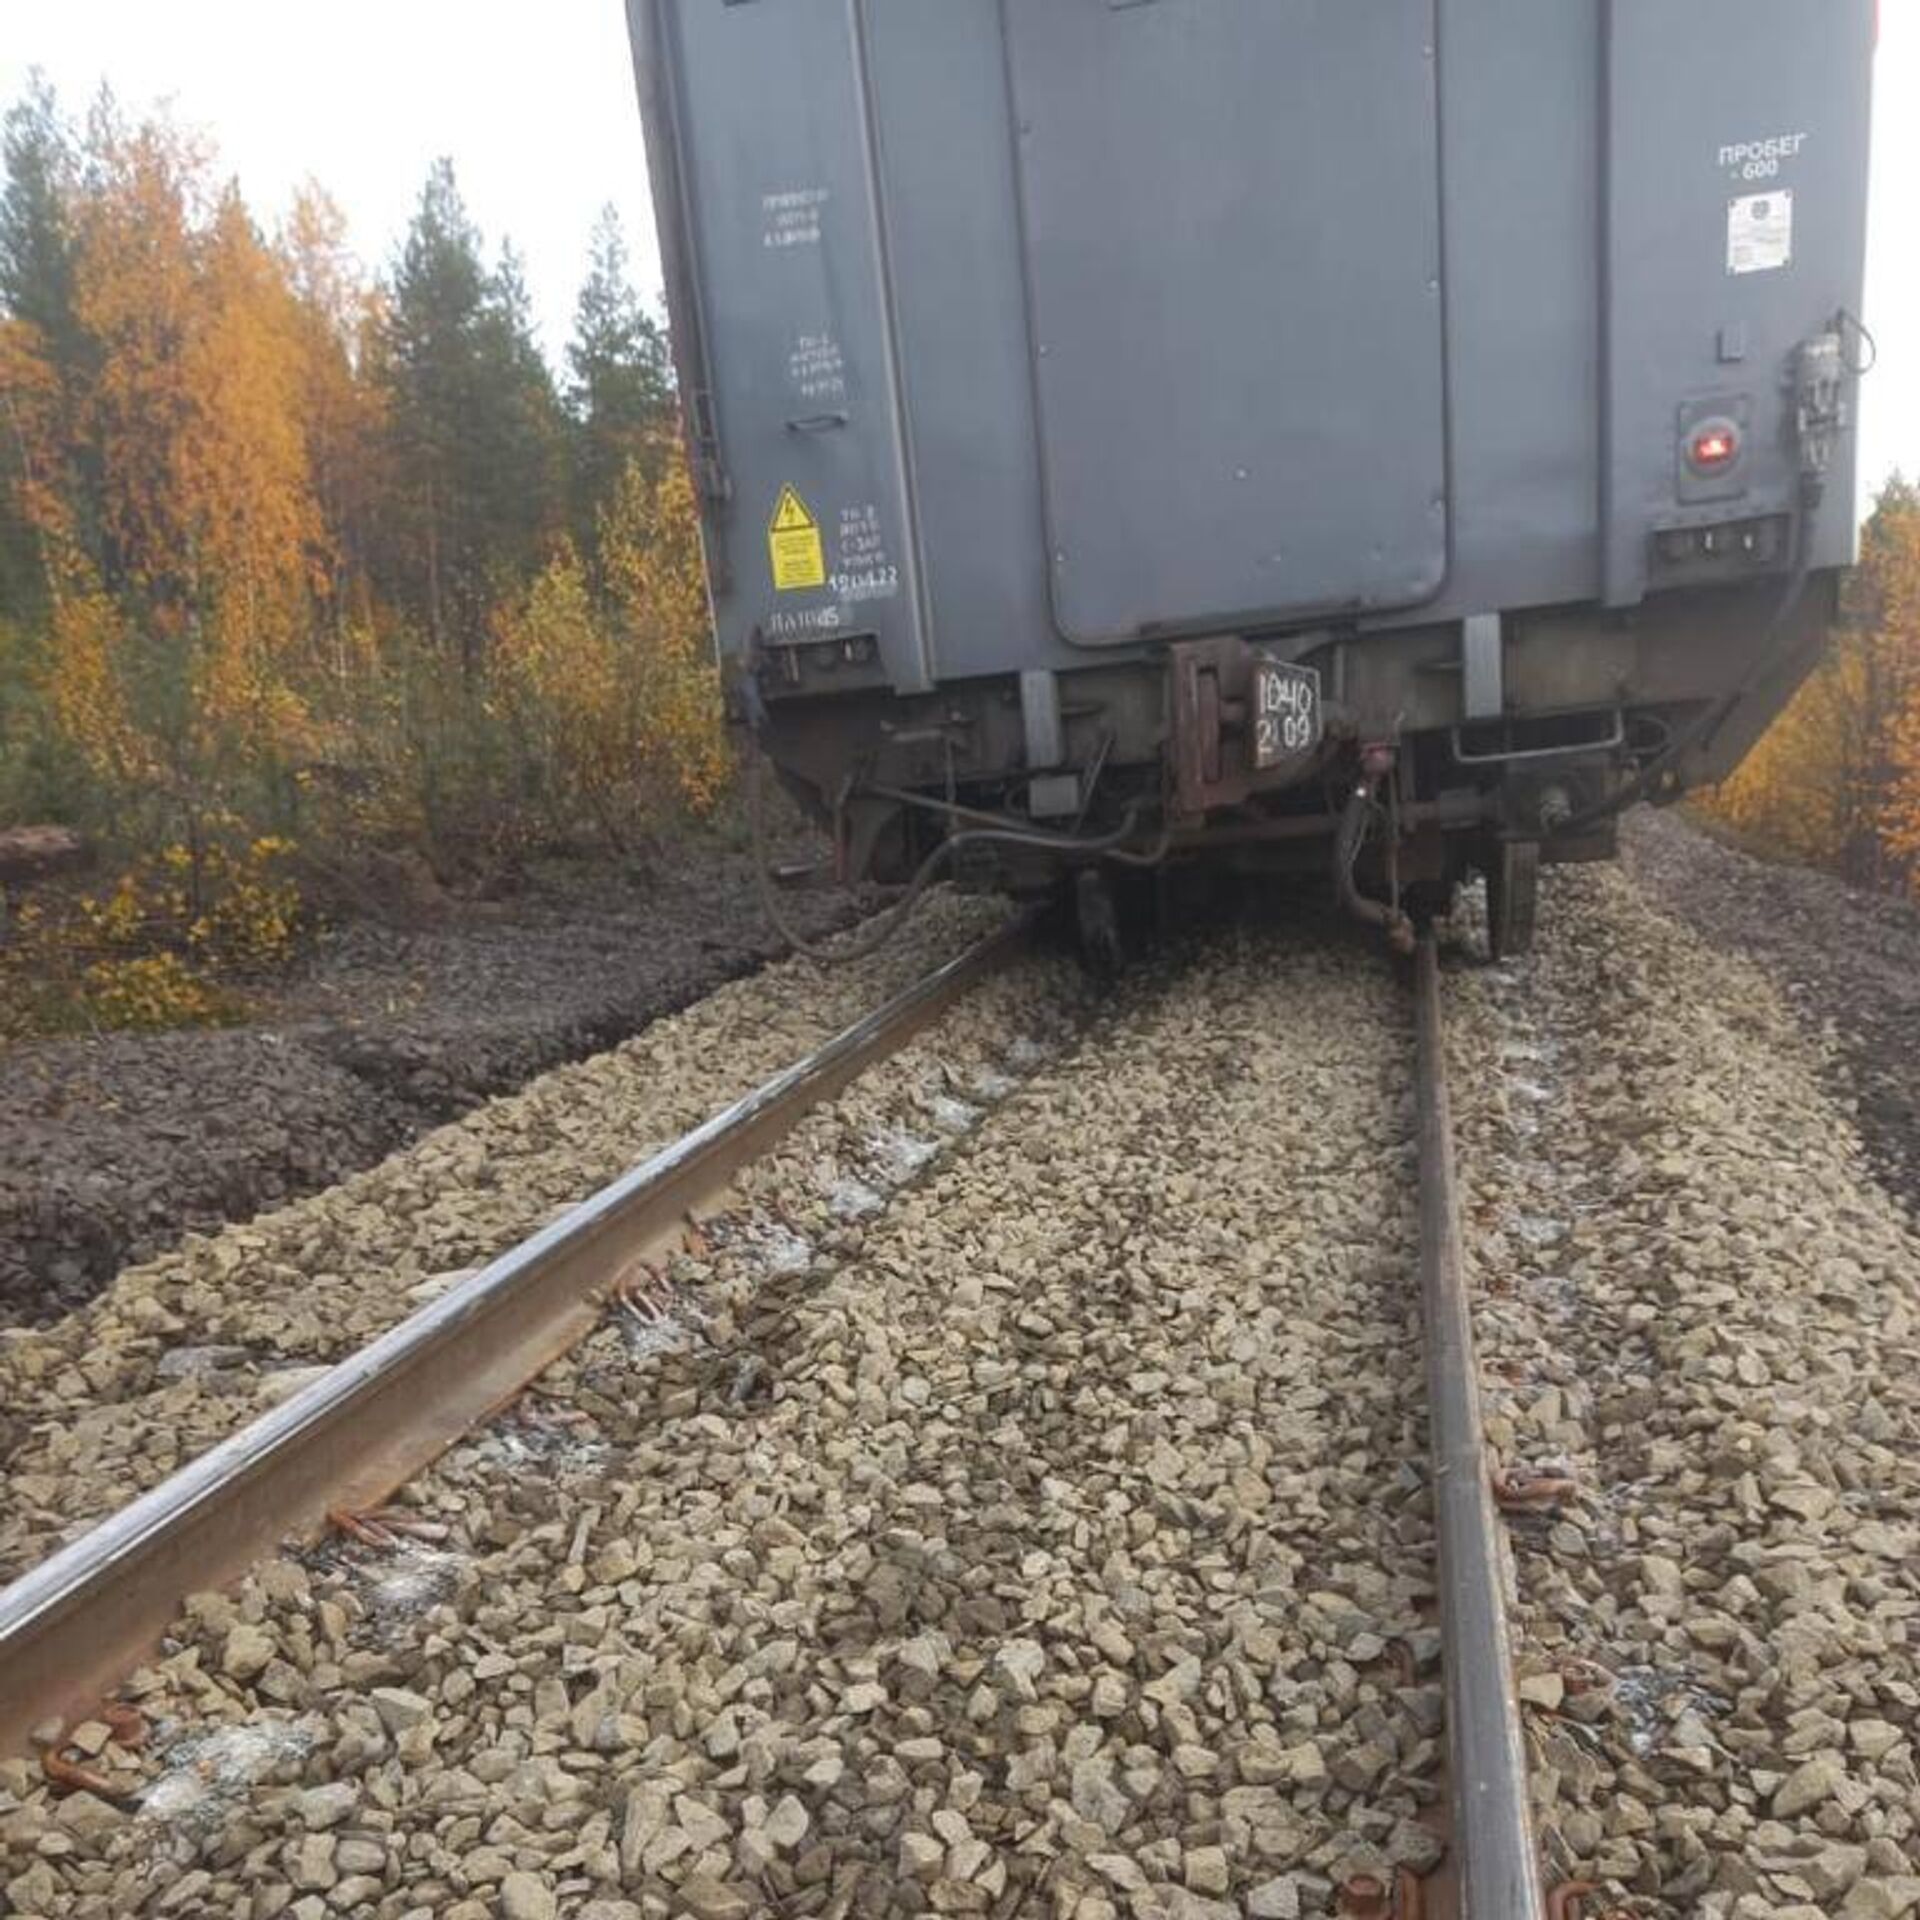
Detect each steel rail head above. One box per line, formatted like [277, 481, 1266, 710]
[1414, 935, 1548, 1920]
[0, 912, 1032, 1754]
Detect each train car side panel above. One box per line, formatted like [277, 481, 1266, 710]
[1600, 0, 1875, 606]
[641, 0, 933, 693]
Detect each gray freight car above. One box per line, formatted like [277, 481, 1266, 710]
[624, 0, 1874, 958]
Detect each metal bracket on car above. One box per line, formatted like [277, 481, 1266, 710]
[1019, 669, 1065, 771]
[1449, 709, 1626, 768]
[1462, 612, 1504, 721]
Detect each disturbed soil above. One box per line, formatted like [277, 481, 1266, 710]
[1620, 808, 1920, 1220]
[0, 836, 878, 1329]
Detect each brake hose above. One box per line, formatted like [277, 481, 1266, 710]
[745, 746, 1150, 964]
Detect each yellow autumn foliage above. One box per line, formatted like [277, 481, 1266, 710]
[1704, 647, 1865, 868]
[494, 445, 727, 846]
[0, 315, 68, 549]
[79, 953, 231, 1031]
[600, 447, 730, 816]
[2, 94, 729, 1031]
[1886, 682, 1920, 879]
[46, 119, 324, 782]
[0, 835, 294, 1037]
[43, 585, 148, 786]
[1701, 478, 1920, 894]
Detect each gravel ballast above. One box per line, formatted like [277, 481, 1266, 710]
[1620, 809, 1920, 1220]
[1450, 863, 1920, 1919]
[0, 894, 1004, 1587]
[0, 919, 1432, 1919]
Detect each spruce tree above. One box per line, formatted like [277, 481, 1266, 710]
[375, 161, 566, 669]
[474, 240, 566, 593]
[0, 74, 84, 616]
[378, 159, 486, 659]
[0, 75, 78, 345]
[565, 206, 671, 558]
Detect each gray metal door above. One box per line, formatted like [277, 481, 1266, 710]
[1005, 0, 1450, 645]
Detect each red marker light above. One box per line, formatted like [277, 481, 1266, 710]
[1688, 422, 1740, 472]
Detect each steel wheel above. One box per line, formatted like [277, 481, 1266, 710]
[1073, 868, 1124, 977]
[1485, 839, 1539, 961]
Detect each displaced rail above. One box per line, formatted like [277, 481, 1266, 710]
[0, 914, 1030, 1755]
[1414, 933, 1548, 1920]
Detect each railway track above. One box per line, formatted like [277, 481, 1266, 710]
[0, 911, 1601, 1917]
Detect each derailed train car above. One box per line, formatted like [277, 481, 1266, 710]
[624, 1, 1874, 957]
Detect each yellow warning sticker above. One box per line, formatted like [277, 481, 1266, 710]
[768, 485, 827, 592]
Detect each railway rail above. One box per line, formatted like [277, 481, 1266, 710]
[1413, 936, 1547, 1920]
[2, 916, 1569, 1916]
[0, 915, 1031, 1759]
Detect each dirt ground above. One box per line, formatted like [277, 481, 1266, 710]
[0, 834, 876, 1327]
[1618, 806, 1920, 1219]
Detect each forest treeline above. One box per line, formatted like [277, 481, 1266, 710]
[1700, 477, 1920, 893]
[0, 79, 724, 1026]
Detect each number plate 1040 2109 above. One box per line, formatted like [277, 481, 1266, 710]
[1251, 658, 1323, 771]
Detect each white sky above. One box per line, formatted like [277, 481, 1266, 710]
[0, 0, 666, 365]
[1, 2, 1914, 502]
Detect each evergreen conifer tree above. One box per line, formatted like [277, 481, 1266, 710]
[565, 205, 671, 558]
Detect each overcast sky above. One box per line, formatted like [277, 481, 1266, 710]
[2, 2, 1914, 502]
